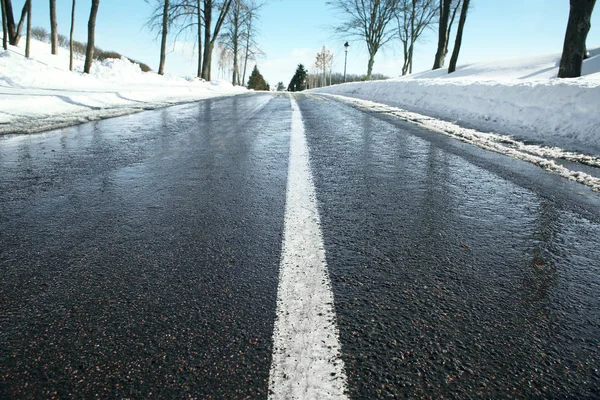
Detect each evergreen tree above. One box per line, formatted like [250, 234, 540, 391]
[247, 64, 268, 90]
[287, 63, 307, 92]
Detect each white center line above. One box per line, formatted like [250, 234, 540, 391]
[268, 96, 348, 399]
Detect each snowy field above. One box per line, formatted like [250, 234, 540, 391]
[311, 48, 600, 159]
[0, 38, 247, 135]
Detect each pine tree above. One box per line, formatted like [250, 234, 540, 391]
[287, 63, 307, 92]
[247, 64, 268, 90]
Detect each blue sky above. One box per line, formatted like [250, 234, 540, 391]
[27, 0, 600, 85]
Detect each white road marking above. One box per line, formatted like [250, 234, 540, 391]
[268, 96, 348, 399]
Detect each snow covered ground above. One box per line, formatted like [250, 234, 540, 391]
[0, 38, 247, 135]
[311, 48, 600, 159]
[309, 48, 600, 191]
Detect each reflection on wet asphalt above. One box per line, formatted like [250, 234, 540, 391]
[0, 94, 290, 398]
[298, 95, 600, 398]
[1, 92, 599, 399]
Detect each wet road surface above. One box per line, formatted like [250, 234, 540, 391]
[299, 94, 600, 398]
[1, 94, 289, 398]
[1, 93, 599, 398]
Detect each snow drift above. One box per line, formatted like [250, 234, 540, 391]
[310, 48, 600, 157]
[0, 38, 247, 134]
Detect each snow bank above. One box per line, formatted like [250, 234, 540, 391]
[0, 38, 247, 135]
[310, 48, 600, 157]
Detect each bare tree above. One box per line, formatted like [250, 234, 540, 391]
[2, 0, 8, 50]
[196, 0, 202, 76]
[83, 0, 100, 74]
[222, 0, 243, 84]
[217, 44, 231, 78]
[558, 0, 596, 78]
[146, 0, 189, 75]
[3, 0, 28, 46]
[432, 0, 463, 69]
[317, 46, 333, 86]
[25, 0, 31, 57]
[442, 0, 460, 60]
[240, 1, 263, 85]
[432, 0, 450, 69]
[147, 0, 210, 78]
[178, 0, 205, 78]
[158, 0, 169, 74]
[315, 45, 333, 87]
[219, 0, 263, 85]
[49, 0, 58, 54]
[69, 0, 76, 71]
[201, 0, 233, 81]
[329, 0, 399, 80]
[396, 0, 437, 75]
[448, 0, 469, 73]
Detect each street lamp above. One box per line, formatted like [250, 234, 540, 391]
[343, 42, 349, 83]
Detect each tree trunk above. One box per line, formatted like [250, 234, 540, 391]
[367, 53, 375, 80]
[4, 0, 28, 46]
[448, 0, 469, 74]
[25, 0, 30, 58]
[202, 41, 213, 80]
[196, 0, 202, 78]
[201, 0, 231, 81]
[2, 0, 8, 50]
[69, 0, 75, 71]
[49, 0, 57, 54]
[433, 0, 451, 69]
[4, 0, 16, 44]
[558, 0, 596, 78]
[158, 0, 169, 75]
[201, 0, 212, 80]
[83, 0, 99, 74]
[401, 40, 409, 75]
[409, 0, 415, 74]
[443, 0, 461, 62]
[231, 0, 239, 85]
[241, 15, 251, 85]
[408, 40, 414, 74]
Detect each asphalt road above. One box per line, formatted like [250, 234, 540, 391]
[1, 93, 599, 399]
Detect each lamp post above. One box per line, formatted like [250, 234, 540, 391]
[343, 42, 349, 82]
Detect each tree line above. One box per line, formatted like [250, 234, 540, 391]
[146, 0, 263, 84]
[329, 0, 596, 80]
[2, 0, 114, 74]
[1, 0, 265, 86]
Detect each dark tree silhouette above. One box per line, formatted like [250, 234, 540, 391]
[558, 0, 596, 78]
[432, 0, 451, 69]
[84, 0, 100, 74]
[2, 0, 9, 50]
[448, 0, 469, 73]
[247, 64, 267, 90]
[50, 0, 58, 54]
[3, 0, 28, 46]
[69, 0, 76, 71]
[25, 0, 31, 58]
[158, 0, 169, 75]
[202, 0, 233, 81]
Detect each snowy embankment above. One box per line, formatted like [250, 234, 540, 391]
[0, 38, 247, 134]
[311, 48, 600, 158]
